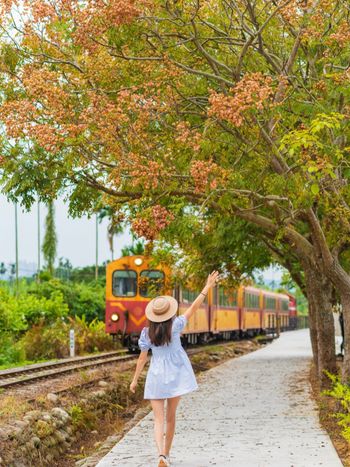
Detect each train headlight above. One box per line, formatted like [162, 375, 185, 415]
[111, 313, 119, 322]
[134, 258, 143, 266]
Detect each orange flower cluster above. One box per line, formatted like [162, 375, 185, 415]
[190, 159, 221, 194]
[30, 1, 57, 23]
[301, 13, 325, 42]
[279, 0, 307, 26]
[314, 80, 327, 93]
[175, 122, 202, 152]
[0, 100, 37, 139]
[327, 22, 350, 47]
[22, 67, 71, 114]
[0, 0, 17, 15]
[131, 205, 175, 240]
[0, 64, 86, 153]
[3, 0, 145, 52]
[130, 160, 164, 190]
[72, 0, 145, 51]
[208, 73, 273, 127]
[30, 124, 64, 153]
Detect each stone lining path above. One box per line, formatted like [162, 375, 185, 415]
[96, 330, 343, 467]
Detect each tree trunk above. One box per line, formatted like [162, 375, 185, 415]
[339, 292, 350, 383]
[307, 298, 318, 372]
[304, 264, 336, 387]
[323, 260, 350, 382]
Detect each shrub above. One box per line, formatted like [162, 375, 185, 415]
[20, 291, 69, 326]
[69, 283, 105, 322]
[324, 371, 350, 441]
[0, 288, 27, 333]
[27, 279, 105, 322]
[69, 404, 97, 430]
[18, 320, 70, 360]
[18, 316, 116, 361]
[0, 277, 109, 365]
[0, 285, 69, 331]
[0, 333, 25, 366]
[72, 316, 115, 354]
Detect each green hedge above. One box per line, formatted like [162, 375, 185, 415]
[0, 278, 112, 366]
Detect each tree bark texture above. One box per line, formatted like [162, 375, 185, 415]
[303, 264, 336, 387]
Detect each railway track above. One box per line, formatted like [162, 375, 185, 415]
[0, 350, 135, 390]
[0, 339, 264, 390]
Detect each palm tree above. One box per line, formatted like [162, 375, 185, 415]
[0, 262, 7, 278]
[97, 207, 124, 261]
[14, 202, 19, 294]
[9, 262, 15, 287]
[57, 257, 73, 281]
[42, 200, 57, 276]
[121, 240, 145, 257]
[37, 198, 41, 282]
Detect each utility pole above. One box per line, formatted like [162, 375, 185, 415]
[37, 199, 41, 282]
[14, 202, 19, 296]
[95, 213, 98, 281]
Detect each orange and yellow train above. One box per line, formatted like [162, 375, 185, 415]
[106, 255, 296, 351]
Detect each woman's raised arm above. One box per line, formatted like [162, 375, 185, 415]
[183, 271, 219, 322]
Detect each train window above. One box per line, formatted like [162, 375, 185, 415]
[282, 299, 289, 311]
[182, 288, 200, 303]
[232, 291, 238, 307]
[218, 287, 238, 307]
[218, 287, 228, 306]
[244, 292, 259, 309]
[139, 270, 165, 297]
[112, 270, 137, 297]
[265, 296, 277, 310]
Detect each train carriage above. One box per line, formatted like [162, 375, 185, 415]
[263, 291, 278, 333]
[210, 286, 240, 339]
[105, 255, 299, 349]
[105, 255, 171, 351]
[287, 294, 298, 330]
[278, 294, 290, 331]
[178, 288, 210, 344]
[241, 286, 262, 336]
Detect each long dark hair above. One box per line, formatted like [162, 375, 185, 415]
[148, 317, 173, 346]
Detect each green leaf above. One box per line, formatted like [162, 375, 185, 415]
[307, 166, 318, 173]
[311, 184, 320, 195]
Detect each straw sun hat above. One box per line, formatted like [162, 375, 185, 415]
[145, 295, 178, 323]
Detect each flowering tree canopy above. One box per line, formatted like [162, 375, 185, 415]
[2, 0, 350, 380]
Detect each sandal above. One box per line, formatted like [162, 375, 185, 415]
[158, 454, 170, 467]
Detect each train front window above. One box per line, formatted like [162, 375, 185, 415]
[140, 270, 165, 297]
[112, 270, 137, 297]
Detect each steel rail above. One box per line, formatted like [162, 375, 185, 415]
[0, 353, 137, 389]
[0, 339, 264, 390]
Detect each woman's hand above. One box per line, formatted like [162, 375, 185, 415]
[206, 270, 220, 289]
[130, 379, 137, 393]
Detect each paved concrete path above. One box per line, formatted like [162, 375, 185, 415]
[96, 330, 343, 467]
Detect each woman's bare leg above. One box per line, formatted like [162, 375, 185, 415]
[150, 399, 165, 455]
[164, 396, 181, 456]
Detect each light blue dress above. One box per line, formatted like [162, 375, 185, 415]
[138, 315, 199, 399]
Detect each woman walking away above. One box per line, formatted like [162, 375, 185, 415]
[130, 271, 219, 467]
